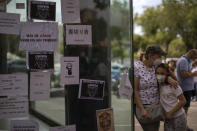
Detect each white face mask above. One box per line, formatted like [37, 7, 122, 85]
[156, 74, 166, 84]
[153, 58, 162, 67]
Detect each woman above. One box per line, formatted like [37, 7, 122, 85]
[156, 63, 186, 131]
[134, 45, 177, 131]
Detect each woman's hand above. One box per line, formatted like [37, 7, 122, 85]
[167, 76, 178, 88]
[166, 111, 173, 120]
[141, 109, 151, 119]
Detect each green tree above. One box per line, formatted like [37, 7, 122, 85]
[135, 0, 197, 55]
[135, 6, 176, 53]
[168, 38, 186, 57]
[162, 0, 197, 50]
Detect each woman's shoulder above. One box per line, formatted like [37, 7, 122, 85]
[134, 60, 143, 68]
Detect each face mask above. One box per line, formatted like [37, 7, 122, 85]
[156, 74, 166, 84]
[153, 58, 162, 66]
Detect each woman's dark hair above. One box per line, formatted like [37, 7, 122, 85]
[144, 45, 167, 60]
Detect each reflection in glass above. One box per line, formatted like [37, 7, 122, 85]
[110, 0, 131, 131]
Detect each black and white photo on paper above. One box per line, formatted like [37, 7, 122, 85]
[28, 0, 56, 21]
[27, 52, 54, 70]
[78, 79, 105, 100]
[60, 57, 79, 85]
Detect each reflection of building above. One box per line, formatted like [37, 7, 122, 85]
[6, 0, 27, 21]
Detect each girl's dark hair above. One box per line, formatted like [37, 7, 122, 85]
[157, 63, 177, 82]
[157, 63, 170, 74]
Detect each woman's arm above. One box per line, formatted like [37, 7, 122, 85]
[134, 77, 151, 119]
[166, 94, 186, 120]
[166, 76, 178, 88]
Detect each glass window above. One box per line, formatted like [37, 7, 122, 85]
[5, 0, 65, 127]
[110, 0, 132, 130]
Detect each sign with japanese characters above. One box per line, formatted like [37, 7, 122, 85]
[19, 22, 58, 51]
[0, 0, 6, 12]
[0, 12, 20, 35]
[96, 108, 114, 131]
[0, 97, 28, 118]
[11, 120, 39, 131]
[78, 79, 105, 100]
[30, 72, 51, 101]
[66, 25, 92, 45]
[27, 52, 54, 70]
[61, 0, 80, 23]
[28, 0, 56, 21]
[50, 125, 76, 131]
[0, 74, 28, 96]
[60, 57, 79, 85]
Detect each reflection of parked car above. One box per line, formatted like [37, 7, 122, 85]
[111, 63, 123, 80]
[7, 59, 27, 73]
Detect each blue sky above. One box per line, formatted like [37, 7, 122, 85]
[133, 0, 162, 14]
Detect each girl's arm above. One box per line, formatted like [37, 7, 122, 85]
[134, 77, 151, 119]
[166, 93, 186, 120]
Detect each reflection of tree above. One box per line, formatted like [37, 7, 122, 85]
[110, 0, 130, 63]
[7, 35, 25, 58]
[94, 0, 109, 10]
[135, 0, 197, 57]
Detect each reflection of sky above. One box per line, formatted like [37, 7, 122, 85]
[133, 0, 162, 34]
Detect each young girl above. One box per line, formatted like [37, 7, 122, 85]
[156, 63, 187, 131]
